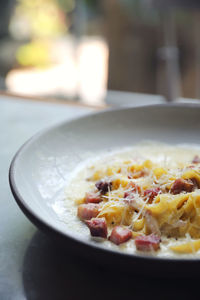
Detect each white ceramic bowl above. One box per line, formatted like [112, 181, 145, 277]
[9, 104, 200, 276]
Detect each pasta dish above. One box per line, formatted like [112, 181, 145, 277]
[66, 143, 200, 256]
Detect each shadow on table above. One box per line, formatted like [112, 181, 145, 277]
[23, 231, 198, 300]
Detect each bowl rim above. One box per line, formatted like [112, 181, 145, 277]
[9, 103, 200, 263]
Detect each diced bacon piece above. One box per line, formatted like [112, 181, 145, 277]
[170, 178, 194, 194]
[109, 226, 132, 245]
[135, 234, 161, 251]
[95, 180, 112, 194]
[77, 204, 100, 220]
[192, 155, 200, 164]
[86, 218, 107, 238]
[144, 188, 161, 202]
[85, 192, 102, 204]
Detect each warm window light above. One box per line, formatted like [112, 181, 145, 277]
[6, 37, 108, 105]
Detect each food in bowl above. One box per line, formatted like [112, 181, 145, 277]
[65, 143, 200, 257]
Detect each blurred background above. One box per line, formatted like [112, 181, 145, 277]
[0, 0, 200, 105]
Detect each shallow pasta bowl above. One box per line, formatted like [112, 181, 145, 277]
[9, 104, 200, 277]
